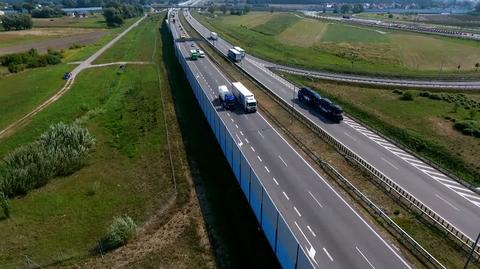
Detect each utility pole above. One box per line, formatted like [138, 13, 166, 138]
[464, 232, 480, 269]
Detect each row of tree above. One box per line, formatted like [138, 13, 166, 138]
[206, 5, 251, 16]
[333, 4, 364, 14]
[0, 48, 62, 73]
[0, 14, 33, 31]
[31, 6, 65, 18]
[103, 2, 143, 27]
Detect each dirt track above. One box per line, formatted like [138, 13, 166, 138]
[0, 30, 107, 56]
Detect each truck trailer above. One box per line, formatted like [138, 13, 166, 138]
[218, 85, 236, 110]
[233, 46, 245, 58]
[232, 82, 256, 113]
[211, 32, 218, 40]
[298, 87, 343, 122]
[228, 49, 242, 62]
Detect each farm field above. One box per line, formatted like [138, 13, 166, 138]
[0, 17, 137, 56]
[32, 14, 107, 28]
[194, 11, 480, 78]
[287, 73, 480, 185]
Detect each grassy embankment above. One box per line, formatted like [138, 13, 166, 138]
[194, 11, 480, 79]
[0, 13, 278, 268]
[0, 16, 142, 135]
[286, 74, 480, 185]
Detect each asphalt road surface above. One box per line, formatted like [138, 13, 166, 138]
[171, 9, 412, 269]
[184, 10, 480, 246]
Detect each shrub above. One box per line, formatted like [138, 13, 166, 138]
[400, 91, 414, 101]
[0, 49, 62, 73]
[0, 192, 10, 219]
[392, 89, 403, 95]
[429, 93, 442, 100]
[0, 123, 95, 197]
[97, 215, 137, 252]
[419, 91, 430, 97]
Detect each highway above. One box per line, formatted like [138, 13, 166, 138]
[170, 9, 412, 269]
[183, 10, 480, 246]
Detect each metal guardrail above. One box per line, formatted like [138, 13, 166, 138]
[181, 11, 480, 261]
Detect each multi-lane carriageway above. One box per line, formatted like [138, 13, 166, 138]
[169, 9, 412, 269]
[183, 10, 480, 247]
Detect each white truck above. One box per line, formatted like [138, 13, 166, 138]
[233, 46, 245, 58]
[228, 49, 242, 62]
[232, 82, 256, 113]
[211, 32, 218, 40]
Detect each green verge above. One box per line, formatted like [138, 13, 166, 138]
[286, 74, 480, 185]
[93, 15, 158, 64]
[0, 64, 174, 267]
[0, 63, 72, 131]
[193, 12, 480, 80]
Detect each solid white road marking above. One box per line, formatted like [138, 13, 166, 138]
[308, 191, 323, 208]
[294, 206, 302, 217]
[323, 248, 334, 262]
[272, 177, 279, 185]
[356, 247, 375, 269]
[283, 191, 290, 200]
[278, 155, 288, 167]
[435, 194, 460, 211]
[307, 225, 316, 237]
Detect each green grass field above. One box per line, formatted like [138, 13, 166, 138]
[0, 13, 176, 267]
[32, 14, 108, 29]
[194, 11, 480, 78]
[0, 63, 72, 131]
[94, 16, 158, 64]
[287, 73, 480, 184]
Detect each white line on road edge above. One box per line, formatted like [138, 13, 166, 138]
[323, 248, 334, 262]
[283, 191, 290, 200]
[278, 155, 288, 167]
[308, 191, 323, 208]
[356, 247, 375, 269]
[294, 221, 318, 265]
[294, 206, 302, 217]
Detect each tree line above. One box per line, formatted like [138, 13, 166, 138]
[1, 13, 32, 31]
[0, 48, 62, 73]
[103, 2, 143, 27]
